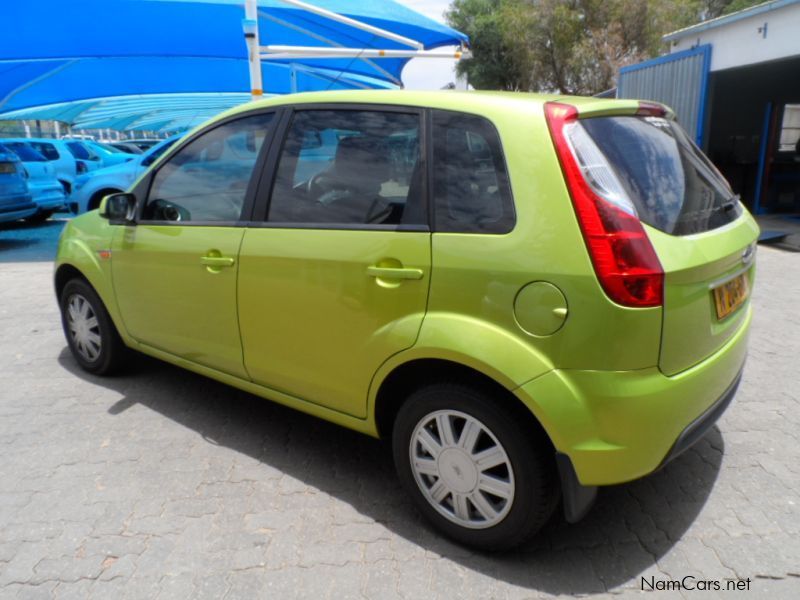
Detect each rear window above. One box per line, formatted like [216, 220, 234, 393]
[431, 110, 515, 234]
[580, 116, 742, 235]
[29, 142, 60, 160]
[66, 142, 96, 160]
[3, 142, 46, 162]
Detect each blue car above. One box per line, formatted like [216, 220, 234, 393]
[0, 142, 66, 221]
[0, 148, 37, 225]
[71, 136, 181, 213]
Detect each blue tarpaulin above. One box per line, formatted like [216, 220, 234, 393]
[0, 0, 468, 131]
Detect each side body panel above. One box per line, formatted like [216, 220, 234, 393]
[238, 228, 431, 419]
[110, 225, 248, 379]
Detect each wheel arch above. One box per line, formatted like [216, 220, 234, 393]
[372, 358, 556, 457]
[54, 263, 88, 300]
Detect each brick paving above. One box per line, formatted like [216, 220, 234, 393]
[0, 244, 798, 599]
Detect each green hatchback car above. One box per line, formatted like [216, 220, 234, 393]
[55, 90, 758, 550]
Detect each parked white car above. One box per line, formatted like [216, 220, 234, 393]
[71, 136, 180, 214]
[1, 138, 99, 197]
[0, 141, 66, 221]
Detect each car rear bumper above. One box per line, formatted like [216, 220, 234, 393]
[516, 305, 750, 486]
[0, 196, 38, 222]
[28, 182, 67, 211]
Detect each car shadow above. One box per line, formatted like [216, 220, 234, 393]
[57, 348, 724, 595]
[0, 217, 69, 262]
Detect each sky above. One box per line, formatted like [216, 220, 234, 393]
[396, 0, 462, 90]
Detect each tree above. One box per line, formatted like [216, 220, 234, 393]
[446, 0, 764, 95]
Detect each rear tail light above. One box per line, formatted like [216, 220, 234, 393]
[544, 102, 664, 308]
[76, 161, 87, 174]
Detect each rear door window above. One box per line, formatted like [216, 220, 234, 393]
[431, 110, 515, 234]
[29, 142, 60, 160]
[267, 109, 425, 227]
[580, 116, 742, 235]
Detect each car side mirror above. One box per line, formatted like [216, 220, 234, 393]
[99, 192, 136, 223]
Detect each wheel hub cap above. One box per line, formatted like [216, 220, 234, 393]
[66, 293, 102, 362]
[437, 448, 478, 494]
[409, 409, 515, 530]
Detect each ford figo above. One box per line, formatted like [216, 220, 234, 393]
[55, 91, 758, 550]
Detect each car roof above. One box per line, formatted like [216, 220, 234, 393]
[3, 137, 63, 145]
[208, 90, 644, 123]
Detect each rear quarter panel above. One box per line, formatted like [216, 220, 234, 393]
[422, 97, 663, 380]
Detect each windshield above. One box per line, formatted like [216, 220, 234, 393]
[580, 116, 742, 235]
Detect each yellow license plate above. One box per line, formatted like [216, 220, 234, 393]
[712, 273, 749, 320]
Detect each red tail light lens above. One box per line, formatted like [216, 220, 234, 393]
[544, 102, 664, 307]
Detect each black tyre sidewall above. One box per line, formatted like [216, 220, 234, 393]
[25, 210, 54, 223]
[60, 279, 124, 375]
[392, 383, 558, 551]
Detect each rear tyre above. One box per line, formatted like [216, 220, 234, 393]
[24, 210, 54, 224]
[392, 382, 558, 551]
[59, 278, 127, 375]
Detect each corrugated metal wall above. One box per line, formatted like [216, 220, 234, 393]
[617, 45, 711, 144]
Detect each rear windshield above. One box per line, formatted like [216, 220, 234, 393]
[3, 142, 46, 162]
[66, 142, 96, 160]
[580, 116, 742, 235]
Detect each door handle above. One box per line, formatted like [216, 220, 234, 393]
[200, 256, 235, 267]
[366, 266, 423, 280]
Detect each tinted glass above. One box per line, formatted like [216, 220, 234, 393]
[3, 142, 46, 162]
[142, 138, 178, 166]
[581, 116, 742, 235]
[66, 142, 97, 160]
[97, 142, 123, 154]
[268, 110, 424, 226]
[29, 142, 59, 160]
[143, 113, 273, 222]
[431, 111, 515, 234]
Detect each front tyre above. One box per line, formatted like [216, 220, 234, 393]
[59, 278, 126, 375]
[392, 382, 558, 551]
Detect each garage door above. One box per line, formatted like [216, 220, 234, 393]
[618, 45, 712, 145]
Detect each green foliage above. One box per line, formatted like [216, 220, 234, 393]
[446, 0, 765, 95]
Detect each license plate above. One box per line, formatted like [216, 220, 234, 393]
[712, 272, 749, 320]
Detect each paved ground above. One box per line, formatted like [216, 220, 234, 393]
[0, 222, 798, 598]
[0, 216, 70, 263]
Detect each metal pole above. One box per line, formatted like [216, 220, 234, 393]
[275, 0, 423, 49]
[244, 0, 264, 100]
[261, 46, 469, 60]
